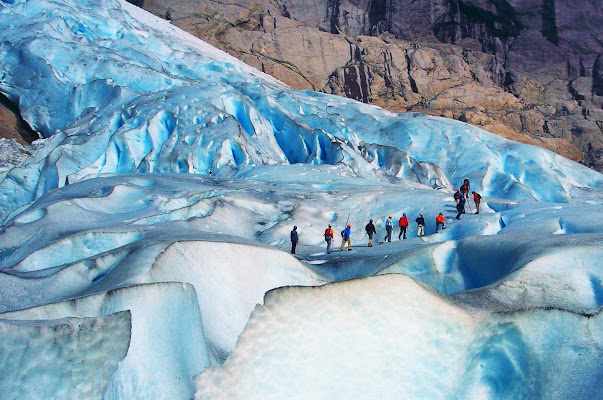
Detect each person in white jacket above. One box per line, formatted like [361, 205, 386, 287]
[384, 215, 394, 242]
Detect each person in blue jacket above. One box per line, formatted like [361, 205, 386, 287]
[340, 224, 352, 251]
[290, 226, 298, 254]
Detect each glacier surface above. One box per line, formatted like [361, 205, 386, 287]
[0, 311, 131, 400]
[0, 0, 601, 399]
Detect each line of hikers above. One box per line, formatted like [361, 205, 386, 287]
[290, 178, 482, 254]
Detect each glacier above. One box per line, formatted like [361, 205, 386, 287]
[0, 311, 131, 399]
[0, 0, 601, 399]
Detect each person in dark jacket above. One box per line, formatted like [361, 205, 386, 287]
[365, 219, 377, 247]
[416, 214, 425, 237]
[290, 226, 298, 254]
[456, 196, 465, 220]
[454, 190, 462, 205]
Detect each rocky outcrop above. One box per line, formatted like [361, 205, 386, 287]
[0, 93, 37, 146]
[134, 0, 602, 171]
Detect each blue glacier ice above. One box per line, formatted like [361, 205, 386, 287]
[0, 0, 602, 399]
[0, 311, 131, 399]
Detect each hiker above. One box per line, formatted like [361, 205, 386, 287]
[416, 214, 426, 237]
[340, 224, 352, 251]
[435, 213, 446, 232]
[365, 219, 377, 247]
[454, 190, 462, 205]
[384, 214, 394, 242]
[472, 191, 482, 214]
[460, 178, 470, 201]
[456, 196, 465, 219]
[398, 213, 409, 240]
[290, 226, 298, 254]
[324, 224, 334, 253]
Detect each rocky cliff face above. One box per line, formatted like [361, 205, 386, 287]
[135, 0, 602, 171]
[0, 93, 37, 146]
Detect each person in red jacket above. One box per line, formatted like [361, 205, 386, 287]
[472, 191, 482, 214]
[435, 213, 446, 232]
[398, 213, 409, 240]
[460, 178, 470, 200]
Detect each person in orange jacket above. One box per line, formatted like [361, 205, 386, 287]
[435, 213, 446, 232]
[472, 191, 482, 214]
[398, 213, 409, 240]
[324, 224, 334, 253]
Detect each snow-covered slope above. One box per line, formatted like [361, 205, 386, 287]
[195, 275, 602, 400]
[0, 0, 601, 399]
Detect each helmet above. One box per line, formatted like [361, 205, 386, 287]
[293, 226, 297, 229]
[328, 224, 332, 227]
[403, 213, 406, 216]
[389, 214, 393, 218]
[347, 224, 351, 228]
[369, 219, 373, 222]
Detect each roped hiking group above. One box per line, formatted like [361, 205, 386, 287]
[289, 178, 482, 254]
